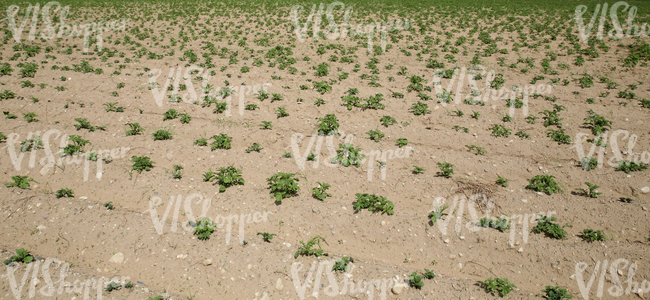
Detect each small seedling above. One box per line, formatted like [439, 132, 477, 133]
[428, 205, 448, 225]
[532, 216, 567, 239]
[55, 188, 74, 198]
[124, 282, 134, 289]
[152, 129, 173, 141]
[125, 123, 144, 136]
[413, 166, 425, 174]
[380, 115, 397, 127]
[23, 112, 38, 123]
[579, 229, 606, 242]
[163, 109, 178, 121]
[367, 129, 384, 142]
[193, 217, 217, 240]
[575, 182, 602, 198]
[294, 235, 328, 258]
[490, 124, 511, 137]
[5, 176, 37, 189]
[260, 121, 273, 129]
[179, 114, 191, 124]
[275, 106, 289, 118]
[267, 172, 300, 203]
[396, 138, 408, 147]
[131, 156, 155, 173]
[353, 193, 394, 215]
[246, 143, 263, 153]
[436, 162, 454, 177]
[496, 176, 509, 187]
[615, 161, 648, 174]
[282, 151, 292, 158]
[195, 138, 208, 146]
[543, 286, 573, 300]
[422, 269, 436, 279]
[211, 134, 232, 150]
[317, 114, 340, 135]
[104, 202, 114, 210]
[257, 232, 276, 242]
[172, 165, 183, 179]
[619, 197, 635, 203]
[205, 166, 245, 192]
[465, 145, 486, 155]
[478, 277, 516, 297]
[312, 182, 332, 201]
[452, 125, 469, 133]
[407, 272, 423, 289]
[526, 174, 561, 195]
[3, 248, 34, 265]
[332, 257, 354, 272]
[332, 143, 365, 167]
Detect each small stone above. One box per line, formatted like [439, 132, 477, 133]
[109, 253, 124, 264]
[522, 199, 527, 203]
[459, 236, 465, 240]
[641, 186, 649, 194]
[203, 259, 213, 266]
[392, 284, 406, 295]
[312, 208, 318, 213]
[518, 247, 523, 253]
[380, 221, 386, 226]
[538, 166, 543, 170]
[527, 167, 533, 172]
[275, 278, 283, 290]
[618, 269, 624, 276]
[444, 239, 449, 244]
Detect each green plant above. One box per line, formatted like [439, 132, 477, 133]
[282, 151, 292, 158]
[267, 172, 300, 203]
[193, 217, 217, 240]
[332, 257, 354, 272]
[332, 143, 365, 167]
[245, 104, 259, 110]
[496, 176, 509, 187]
[411, 165, 425, 174]
[615, 161, 648, 173]
[532, 216, 567, 239]
[465, 145, 486, 155]
[163, 109, 178, 121]
[275, 106, 289, 118]
[526, 174, 561, 195]
[73, 118, 105, 132]
[211, 134, 232, 150]
[428, 205, 448, 225]
[583, 110, 612, 135]
[179, 114, 191, 124]
[489, 124, 511, 137]
[477, 217, 510, 232]
[105, 282, 120, 292]
[579, 229, 606, 242]
[436, 162, 454, 177]
[478, 277, 516, 297]
[380, 116, 397, 127]
[471, 111, 480, 119]
[204, 166, 245, 192]
[314, 98, 326, 106]
[294, 235, 328, 258]
[410, 101, 431, 115]
[4, 111, 17, 119]
[23, 112, 38, 123]
[543, 286, 573, 300]
[546, 129, 572, 145]
[407, 272, 423, 289]
[575, 182, 602, 198]
[104, 202, 114, 210]
[525, 115, 537, 124]
[312, 182, 331, 201]
[353, 193, 394, 215]
[257, 232, 276, 242]
[126, 123, 144, 136]
[515, 131, 530, 139]
[131, 156, 155, 173]
[259, 121, 273, 130]
[5, 176, 37, 189]
[104, 102, 124, 112]
[3, 248, 34, 265]
[422, 269, 436, 279]
[152, 129, 173, 141]
[245, 143, 263, 153]
[367, 129, 384, 142]
[452, 125, 469, 133]
[172, 165, 183, 179]
[124, 282, 134, 289]
[620, 197, 635, 203]
[55, 188, 74, 198]
[396, 138, 408, 148]
[317, 114, 339, 135]
[62, 135, 89, 155]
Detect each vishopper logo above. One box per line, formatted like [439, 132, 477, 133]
[574, 258, 650, 299]
[575, 1, 649, 43]
[2, 129, 129, 181]
[3, 257, 129, 300]
[146, 193, 271, 245]
[429, 65, 553, 117]
[570, 129, 650, 170]
[430, 193, 557, 246]
[290, 130, 414, 181]
[147, 65, 271, 112]
[287, 259, 400, 300]
[290, 2, 412, 54]
[5, 1, 128, 52]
